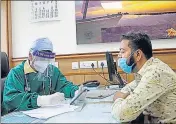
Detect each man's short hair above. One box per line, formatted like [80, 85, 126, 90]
[121, 32, 153, 59]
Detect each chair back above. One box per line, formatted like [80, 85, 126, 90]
[1, 52, 9, 103]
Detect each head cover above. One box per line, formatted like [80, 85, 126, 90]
[30, 38, 53, 52]
[118, 51, 136, 74]
[29, 38, 56, 81]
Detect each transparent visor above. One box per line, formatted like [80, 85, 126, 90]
[31, 50, 56, 81]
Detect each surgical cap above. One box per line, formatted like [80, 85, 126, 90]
[30, 38, 53, 52]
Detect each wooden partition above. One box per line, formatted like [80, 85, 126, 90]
[12, 48, 176, 85]
[1, 1, 12, 68]
[1, 1, 8, 54]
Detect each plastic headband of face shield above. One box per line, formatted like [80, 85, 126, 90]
[32, 50, 55, 59]
[31, 50, 55, 65]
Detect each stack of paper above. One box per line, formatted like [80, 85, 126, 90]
[21, 104, 79, 119]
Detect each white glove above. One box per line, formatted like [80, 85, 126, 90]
[74, 85, 87, 101]
[37, 92, 65, 107]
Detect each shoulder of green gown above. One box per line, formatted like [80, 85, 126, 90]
[8, 60, 26, 76]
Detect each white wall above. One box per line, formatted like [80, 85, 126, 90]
[11, 1, 176, 58]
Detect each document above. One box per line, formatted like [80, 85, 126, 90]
[21, 104, 79, 119]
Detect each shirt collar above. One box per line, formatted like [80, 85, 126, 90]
[137, 57, 155, 76]
[24, 60, 36, 74]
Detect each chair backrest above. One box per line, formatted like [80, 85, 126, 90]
[1, 78, 6, 103]
[1, 52, 9, 103]
[1, 52, 9, 78]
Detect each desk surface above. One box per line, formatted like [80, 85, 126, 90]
[45, 102, 118, 123]
[1, 89, 120, 123]
[45, 92, 119, 123]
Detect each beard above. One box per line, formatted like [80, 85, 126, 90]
[127, 55, 137, 72]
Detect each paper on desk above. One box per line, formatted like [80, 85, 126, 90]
[21, 104, 79, 119]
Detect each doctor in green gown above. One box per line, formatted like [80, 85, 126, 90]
[2, 38, 83, 115]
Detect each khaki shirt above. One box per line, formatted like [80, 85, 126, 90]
[112, 57, 176, 123]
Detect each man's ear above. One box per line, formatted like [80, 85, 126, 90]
[135, 50, 142, 62]
[28, 53, 32, 61]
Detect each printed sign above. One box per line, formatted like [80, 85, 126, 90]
[30, 1, 59, 22]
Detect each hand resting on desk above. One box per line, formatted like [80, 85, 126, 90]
[113, 91, 130, 101]
[37, 92, 65, 107]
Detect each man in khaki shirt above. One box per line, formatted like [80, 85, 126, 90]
[112, 32, 176, 123]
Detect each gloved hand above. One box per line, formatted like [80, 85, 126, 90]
[74, 85, 87, 101]
[37, 92, 65, 107]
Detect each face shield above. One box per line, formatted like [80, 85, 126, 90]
[31, 50, 56, 81]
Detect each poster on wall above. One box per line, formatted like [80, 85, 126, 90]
[30, 0, 59, 23]
[75, 1, 176, 44]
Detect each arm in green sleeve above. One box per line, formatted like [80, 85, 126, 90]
[55, 68, 79, 98]
[3, 69, 39, 113]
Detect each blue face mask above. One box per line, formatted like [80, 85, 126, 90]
[118, 52, 136, 74]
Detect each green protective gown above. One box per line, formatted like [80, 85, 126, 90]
[2, 60, 79, 115]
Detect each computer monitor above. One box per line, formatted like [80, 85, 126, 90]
[106, 51, 124, 87]
[106, 52, 116, 81]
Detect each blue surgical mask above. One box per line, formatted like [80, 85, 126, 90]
[118, 52, 136, 74]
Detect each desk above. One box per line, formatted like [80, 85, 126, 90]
[1, 89, 120, 123]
